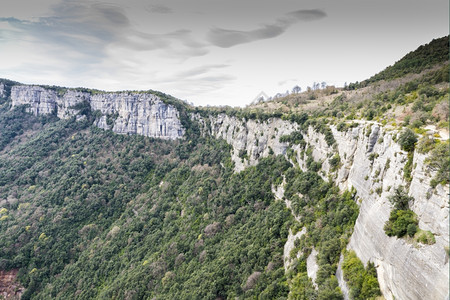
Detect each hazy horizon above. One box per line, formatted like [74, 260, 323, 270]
[1, 0, 448, 106]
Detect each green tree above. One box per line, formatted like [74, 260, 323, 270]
[397, 128, 417, 152]
[388, 186, 413, 210]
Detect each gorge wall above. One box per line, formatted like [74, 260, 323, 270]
[199, 113, 449, 300]
[10, 85, 185, 139]
[8, 86, 449, 299]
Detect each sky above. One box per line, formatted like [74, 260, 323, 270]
[0, 0, 448, 107]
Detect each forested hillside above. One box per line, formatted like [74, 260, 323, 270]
[0, 99, 368, 299]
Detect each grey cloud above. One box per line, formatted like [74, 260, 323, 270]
[0, 0, 208, 64]
[286, 9, 327, 22]
[0, 2, 130, 60]
[207, 9, 327, 48]
[151, 65, 236, 94]
[174, 64, 230, 78]
[200, 75, 236, 82]
[164, 73, 237, 96]
[118, 30, 208, 60]
[146, 4, 173, 14]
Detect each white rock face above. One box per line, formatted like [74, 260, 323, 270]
[200, 115, 449, 300]
[11, 86, 57, 115]
[57, 90, 90, 119]
[198, 113, 298, 171]
[330, 125, 449, 300]
[90, 93, 184, 139]
[0, 83, 6, 98]
[336, 254, 350, 300]
[10, 86, 184, 139]
[284, 228, 306, 271]
[306, 248, 319, 288]
[300, 123, 449, 300]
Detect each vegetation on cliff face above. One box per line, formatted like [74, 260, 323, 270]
[383, 187, 435, 245]
[342, 250, 381, 300]
[284, 170, 359, 299]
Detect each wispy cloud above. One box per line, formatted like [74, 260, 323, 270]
[278, 78, 299, 86]
[207, 9, 327, 48]
[173, 64, 230, 78]
[143, 64, 236, 100]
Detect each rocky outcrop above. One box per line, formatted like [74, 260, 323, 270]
[57, 90, 91, 119]
[283, 228, 306, 271]
[306, 248, 319, 289]
[8, 84, 449, 298]
[200, 115, 448, 300]
[336, 255, 350, 300]
[10, 86, 184, 139]
[90, 93, 184, 139]
[195, 113, 298, 172]
[0, 83, 6, 98]
[330, 124, 448, 300]
[11, 86, 57, 115]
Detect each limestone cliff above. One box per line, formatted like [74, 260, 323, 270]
[0, 83, 6, 98]
[193, 113, 298, 172]
[10, 85, 185, 139]
[198, 113, 449, 300]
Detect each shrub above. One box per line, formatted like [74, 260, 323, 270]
[407, 223, 418, 237]
[384, 209, 418, 238]
[415, 229, 436, 245]
[397, 128, 417, 152]
[329, 154, 341, 171]
[238, 149, 248, 160]
[388, 186, 413, 210]
[342, 251, 381, 300]
[337, 122, 347, 132]
[403, 152, 414, 182]
[425, 142, 449, 187]
[416, 135, 437, 153]
[279, 131, 303, 145]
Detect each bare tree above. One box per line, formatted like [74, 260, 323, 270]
[292, 85, 302, 94]
[321, 82, 327, 89]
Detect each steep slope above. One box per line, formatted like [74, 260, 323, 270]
[0, 102, 296, 299]
[198, 112, 448, 299]
[359, 36, 449, 86]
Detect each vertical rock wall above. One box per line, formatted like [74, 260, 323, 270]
[201, 114, 449, 300]
[0, 83, 6, 98]
[10, 86, 184, 139]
